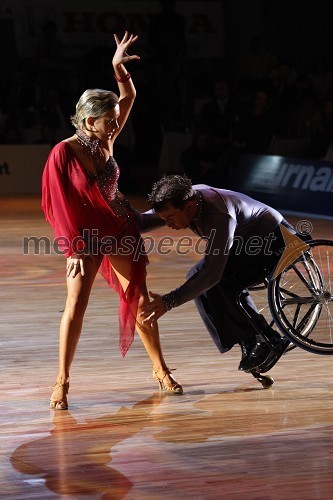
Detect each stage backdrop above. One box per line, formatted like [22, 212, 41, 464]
[1, 0, 225, 59]
[0, 145, 51, 195]
[231, 154, 333, 219]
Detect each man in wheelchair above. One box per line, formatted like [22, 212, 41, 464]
[140, 174, 295, 374]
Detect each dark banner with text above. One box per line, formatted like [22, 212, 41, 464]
[231, 154, 333, 219]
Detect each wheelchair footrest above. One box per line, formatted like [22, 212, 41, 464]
[256, 337, 290, 373]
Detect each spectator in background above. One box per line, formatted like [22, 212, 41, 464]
[269, 59, 298, 137]
[38, 87, 68, 133]
[285, 83, 318, 141]
[197, 76, 235, 153]
[33, 124, 57, 146]
[1, 121, 22, 144]
[308, 95, 333, 159]
[237, 36, 278, 90]
[180, 127, 221, 184]
[309, 57, 333, 106]
[232, 86, 275, 154]
[212, 85, 275, 186]
[6, 64, 35, 131]
[36, 21, 65, 75]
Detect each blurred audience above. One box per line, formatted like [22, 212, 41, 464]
[1, 122, 22, 144]
[237, 36, 278, 86]
[285, 85, 318, 140]
[2, 10, 333, 192]
[35, 21, 66, 75]
[232, 86, 275, 154]
[269, 59, 298, 138]
[196, 76, 236, 153]
[308, 95, 333, 159]
[180, 127, 221, 184]
[309, 57, 333, 105]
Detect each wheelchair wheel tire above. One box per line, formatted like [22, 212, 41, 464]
[268, 240, 333, 355]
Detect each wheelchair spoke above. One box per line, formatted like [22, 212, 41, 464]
[290, 261, 320, 294]
[268, 240, 333, 354]
[302, 254, 323, 293]
[278, 287, 303, 299]
[295, 302, 322, 332]
[281, 297, 318, 305]
[292, 303, 301, 328]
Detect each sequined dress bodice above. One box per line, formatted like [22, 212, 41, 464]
[92, 156, 130, 218]
[93, 156, 119, 205]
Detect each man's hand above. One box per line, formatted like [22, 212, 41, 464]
[139, 291, 166, 327]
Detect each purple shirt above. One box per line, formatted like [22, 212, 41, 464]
[171, 184, 284, 307]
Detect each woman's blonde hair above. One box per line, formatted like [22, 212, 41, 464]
[70, 88, 119, 130]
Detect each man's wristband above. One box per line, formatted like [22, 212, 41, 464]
[161, 291, 178, 311]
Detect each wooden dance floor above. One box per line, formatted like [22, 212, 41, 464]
[1, 195, 333, 499]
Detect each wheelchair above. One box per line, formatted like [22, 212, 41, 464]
[237, 238, 333, 388]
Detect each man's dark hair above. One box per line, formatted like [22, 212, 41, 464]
[148, 174, 195, 212]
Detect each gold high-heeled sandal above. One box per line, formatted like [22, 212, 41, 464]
[153, 368, 183, 394]
[50, 381, 69, 410]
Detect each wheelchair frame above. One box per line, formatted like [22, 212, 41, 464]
[237, 239, 333, 387]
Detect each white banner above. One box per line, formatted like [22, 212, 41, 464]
[6, 0, 224, 59]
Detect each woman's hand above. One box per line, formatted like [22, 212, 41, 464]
[112, 31, 140, 67]
[66, 255, 85, 278]
[139, 292, 167, 327]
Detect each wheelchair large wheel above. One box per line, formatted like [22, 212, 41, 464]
[268, 240, 333, 354]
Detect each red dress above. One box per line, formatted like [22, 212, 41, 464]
[41, 141, 147, 357]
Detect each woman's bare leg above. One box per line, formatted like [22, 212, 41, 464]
[51, 255, 102, 408]
[134, 292, 168, 369]
[135, 291, 182, 392]
[108, 254, 182, 391]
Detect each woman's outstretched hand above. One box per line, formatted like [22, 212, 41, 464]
[139, 291, 166, 327]
[113, 31, 140, 66]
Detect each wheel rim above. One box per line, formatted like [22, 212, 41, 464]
[268, 240, 333, 354]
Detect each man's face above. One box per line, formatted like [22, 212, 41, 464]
[157, 201, 196, 230]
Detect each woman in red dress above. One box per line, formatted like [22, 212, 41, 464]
[42, 32, 182, 410]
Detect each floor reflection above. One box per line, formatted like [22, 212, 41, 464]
[10, 393, 168, 497]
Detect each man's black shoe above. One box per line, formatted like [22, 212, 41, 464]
[238, 338, 271, 372]
[263, 327, 283, 346]
[239, 327, 287, 372]
[238, 337, 257, 370]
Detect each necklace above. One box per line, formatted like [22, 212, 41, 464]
[193, 191, 204, 222]
[75, 129, 105, 173]
[190, 191, 204, 237]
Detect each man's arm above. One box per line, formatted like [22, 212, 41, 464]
[165, 214, 236, 307]
[132, 208, 166, 233]
[140, 214, 237, 325]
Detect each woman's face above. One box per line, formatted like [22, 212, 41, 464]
[92, 104, 120, 140]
